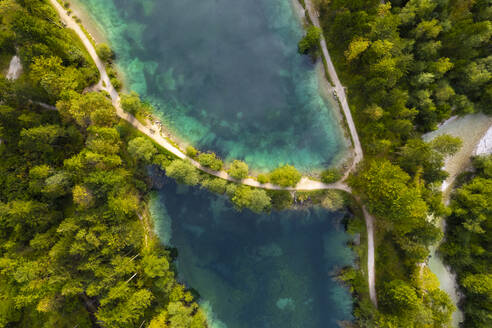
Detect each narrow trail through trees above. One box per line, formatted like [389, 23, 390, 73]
[49, 0, 377, 307]
[303, 0, 377, 307]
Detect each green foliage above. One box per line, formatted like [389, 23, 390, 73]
[30, 56, 84, 102]
[350, 159, 441, 265]
[319, 0, 491, 155]
[319, 190, 345, 211]
[439, 155, 492, 327]
[120, 92, 151, 119]
[72, 184, 94, 209]
[320, 168, 342, 183]
[0, 3, 207, 325]
[352, 160, 421, 222]
[269, 164, 301, 187]
[257, 173, 270, 184]
[398, 138, 449, 184]
[298, 25, 321, 55]
[165, 160, 201, 186]
[429, 134, 462, 156]
[200, 177, 228, 194]
[231, 185, 271, 213]
[128, 137, 157, 163]
[96, 43, 114, 63]
[268, 190, 293, 210]
[227, 160, 249, 180]
[185, 145, 198, 158]
[461, 273, 492, 296]
[382, 280, 420, 314]
[57, 91, 116, 127]
[197, 152, 223, 171]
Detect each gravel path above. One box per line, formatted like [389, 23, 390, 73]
[303, 0, 376, 307]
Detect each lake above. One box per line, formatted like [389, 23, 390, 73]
[74, 0, 349, 172]
[150, 180, 355, 328]
[72, 0, 356, 325]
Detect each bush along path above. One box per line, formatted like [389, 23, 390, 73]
[49, 0, 377, 306]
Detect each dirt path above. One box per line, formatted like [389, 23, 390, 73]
[303, 0, 363, 176]
[303, 0, 376, 306]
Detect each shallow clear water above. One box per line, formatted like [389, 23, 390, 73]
[75, 0, 348, 172]
[150, 180, 354, 328]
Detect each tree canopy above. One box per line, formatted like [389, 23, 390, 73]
[269, 165, 301, 187]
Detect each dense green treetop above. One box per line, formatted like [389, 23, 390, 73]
[165, 159, 201, 186]
[269, 164, 301, 187]
[96, 43, 114, 63]
[0, 1, 208, 327]
[440, 155, 492, 327]
[231, 185, 271, 213]
[298, 25, 321, 55]
[197, 152, 223, 171]
[227, 160, 249, 180]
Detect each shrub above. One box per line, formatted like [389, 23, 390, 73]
[298, 26, 321, 55]
[110, 77, 121, 91]
[96, 43, 114, 63]
[185, 145, 198, 158]
[320, 190, 345, 210]
[201, 177, 227, 194]
[197, 152, 223, 171]
[268, 190, 293, 210]
[228, 160, 249, 180]
[128, 137, 157, 162]
[165, 160, 200, 186]
[269, 164, 301, 187]
[225, 183, 238, 197]
[257, 174, 270, 184]
[321, 168, 342, 183]
[231, 186, 271, 213]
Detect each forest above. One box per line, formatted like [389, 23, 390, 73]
[1, 0, 491, 327]
[313, 0, 491, 326]
[440, 155, 492, 328]
[0, 1, 207, 327]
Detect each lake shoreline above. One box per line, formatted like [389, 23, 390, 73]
[50, 1, 370, 326]
[60, 0, 356, 176]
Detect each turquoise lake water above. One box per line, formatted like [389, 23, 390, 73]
[150, 180, 355, 328]
[75, 0, 348, 172]
[72, 1, 356, 325]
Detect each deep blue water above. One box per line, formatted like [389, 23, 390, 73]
[75, 0, 349, 172]
[151, 180, 355, 328]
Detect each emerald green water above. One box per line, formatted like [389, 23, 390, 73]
[75, 0, 348, 172]
[150, 181, 355, 328]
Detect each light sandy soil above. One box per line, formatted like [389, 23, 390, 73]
[474, 125, 492, 156]
[423, 113, 492, 199]
[6, 55, 22, 80]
